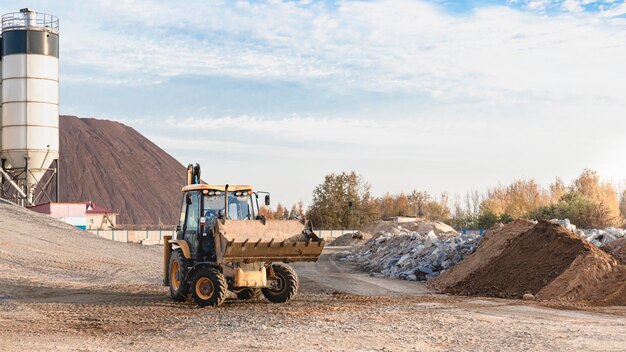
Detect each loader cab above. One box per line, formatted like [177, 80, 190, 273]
[176, 184, 259, 261]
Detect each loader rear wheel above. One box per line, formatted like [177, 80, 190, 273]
[169, 249, 191, 302]
[262, 263, 298, 303]
[236, 288, 261, 300]
[191, 268, 228, 307]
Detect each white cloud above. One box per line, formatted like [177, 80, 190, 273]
[6, 0, 626, 105]
[600, 1, 626, 15]
[561, 0, 585, 11]
[527, 0, 546, 10]
[39, 0, 625, 113]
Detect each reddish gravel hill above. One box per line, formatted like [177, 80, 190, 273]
[57, 115, 185, 226]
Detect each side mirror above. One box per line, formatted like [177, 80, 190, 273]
[176, 225, 181, 232]
[265, 195, 271, 206]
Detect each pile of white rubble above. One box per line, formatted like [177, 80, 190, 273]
[342, 226, 480, 281]
[552, 219, 624, 247]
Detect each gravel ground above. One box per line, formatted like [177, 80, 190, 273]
[1, 204, 625, 351]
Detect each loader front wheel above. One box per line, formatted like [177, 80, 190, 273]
[236, 288, 261, 300]
[262, 263, 298, 303]
[191, 268, 228, 307]
[169, 249, 191, 302]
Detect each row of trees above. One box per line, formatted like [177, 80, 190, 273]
[296, 170, 626, 230]
[259, 202, 305, 220]
[479, 170, 622, 228]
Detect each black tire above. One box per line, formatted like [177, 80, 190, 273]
[236, 288, 261, 300]
[262, 263, 299, 303]
[190, 268, 228, 307]
[169, 249, 191, 302]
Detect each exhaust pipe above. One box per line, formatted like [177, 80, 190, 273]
[224, 184, 229, 219]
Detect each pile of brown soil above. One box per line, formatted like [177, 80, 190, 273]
[431, 220, 626, 305]
[537, 247, 625, 305]
[430, 219, 536, 291]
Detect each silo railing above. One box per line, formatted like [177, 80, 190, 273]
[1, 12, 59, 33]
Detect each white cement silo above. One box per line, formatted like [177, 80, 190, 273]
[1, 8, 59, 205]
[0, 36, 3, 173]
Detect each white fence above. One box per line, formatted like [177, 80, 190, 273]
[315, 229, 356, 242]
[89, 229, 175, 245]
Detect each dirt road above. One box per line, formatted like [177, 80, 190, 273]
[1, 205, 625, 351]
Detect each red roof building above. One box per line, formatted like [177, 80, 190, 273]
[29, 202, 118, 230]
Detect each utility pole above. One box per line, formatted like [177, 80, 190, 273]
[348, 200, 354, 233]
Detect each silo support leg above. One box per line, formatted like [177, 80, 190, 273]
[0, 169, 27, 199]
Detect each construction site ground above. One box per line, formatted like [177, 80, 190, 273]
[1, 205, 625, 351]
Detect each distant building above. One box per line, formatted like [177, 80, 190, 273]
[382, 216, 421, 223]
[28, 202, 88, 229]
[85, 203, 117, 230]
[28, 202, 118, 230]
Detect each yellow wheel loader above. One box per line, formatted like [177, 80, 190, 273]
[163, 164, 325, 307]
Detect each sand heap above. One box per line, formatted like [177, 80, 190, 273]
[431, 220, 626, 305]
[58, 116, 186, 225]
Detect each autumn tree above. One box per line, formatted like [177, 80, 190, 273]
[274, 203, 286, 220]
[619, 190, 626, 218]
[307, 171, 379, 229]
[408, 191, 430, 217]
[259, 206, 274, 220]
[297, 201, 304, 218]
[395, 193, 410, 216]
[464, 190, 482, 217]
[481, 179, 549, 219]
[426, 201, 450, 222]
[570, 169, 620, 227]
[549, 177, 567, 203]
[289, 204, 300, 219]
[378, 193, 396, 219]
[449, 194, 465, 229]
[530, 170, 620, 228]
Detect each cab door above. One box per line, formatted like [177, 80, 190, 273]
[182, 191, 201, 260]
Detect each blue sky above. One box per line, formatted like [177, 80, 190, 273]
[3, 0, 625, 208]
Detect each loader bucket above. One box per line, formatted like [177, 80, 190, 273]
[214, 219, 325, 263]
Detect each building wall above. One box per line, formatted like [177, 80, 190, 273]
[86, 213, 116, 230]
[50, 203, 87, 218]
[88, 229, 175, 245]
[29, 202, 118, 230]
